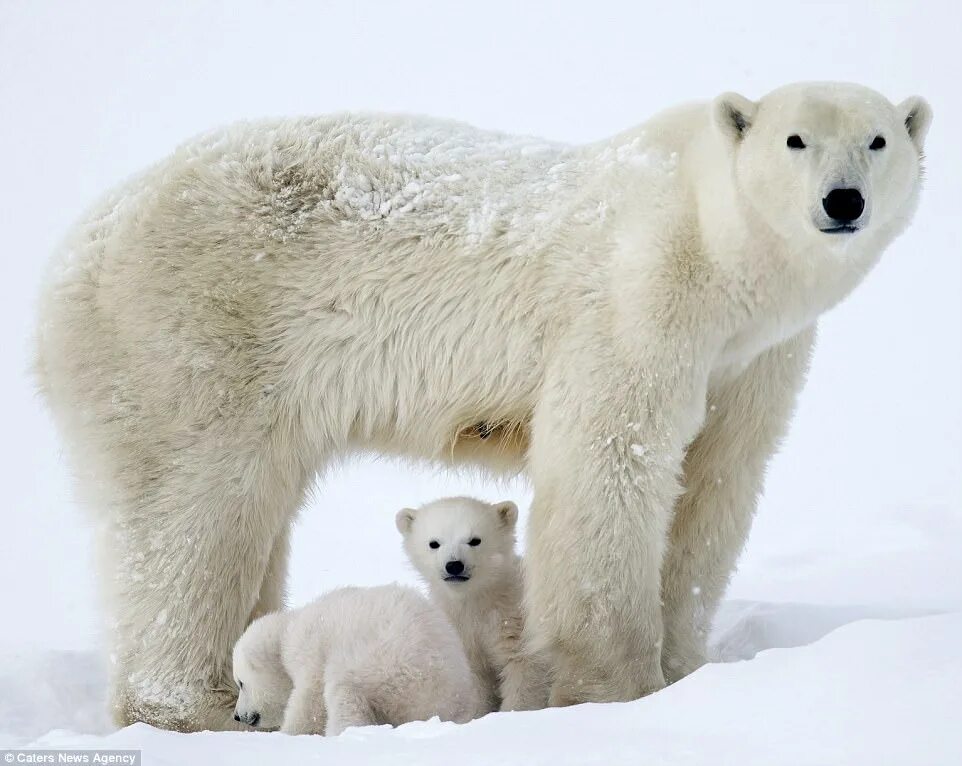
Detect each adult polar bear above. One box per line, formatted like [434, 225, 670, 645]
[36, 82, 930, 730]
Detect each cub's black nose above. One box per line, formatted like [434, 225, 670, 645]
[822, 188, 865, 223]
[445, 560, 465, 575]
[233, 713, 241, 722]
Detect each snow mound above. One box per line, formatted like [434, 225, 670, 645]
[710, 599, 934, 661]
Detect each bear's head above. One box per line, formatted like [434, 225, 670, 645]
[232, 611, 292, 730]
[397, 496, 519, 596]
[712, 82, 931, 248]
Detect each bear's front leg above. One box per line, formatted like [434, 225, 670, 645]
[660, 326, 815, 682]
[281, 679, 328, 735]
[524, 341, 707, 705]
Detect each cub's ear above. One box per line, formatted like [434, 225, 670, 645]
[898, 96, 932, 152]
[492, 501, 518, 529]
[712, 92, 757, 143]
[395, 508, 416, 535]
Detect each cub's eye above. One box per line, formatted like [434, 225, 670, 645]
[787, 135, 806, 149]
[468, 537, 482, 547]
[429, 540, 440, 549]
[869, 135, 886, 150]
[237, 680, 243, 689]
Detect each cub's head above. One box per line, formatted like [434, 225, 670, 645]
[231, 611, 291, 730]
[396, 496, 518, 595]
[712, 82, 931, 246]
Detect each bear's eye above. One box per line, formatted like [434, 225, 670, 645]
[869, 135, 886, 150]
[237, 680, 243, 690]
[429, 540, 440, 549]
[787, 135, 806, 150]
[468, 537, 482, 547]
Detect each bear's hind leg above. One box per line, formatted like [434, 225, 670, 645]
[106, 430, 310, 732]
[249, 520, 293, 622]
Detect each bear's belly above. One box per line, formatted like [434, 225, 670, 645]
[448, 418, 531, 473]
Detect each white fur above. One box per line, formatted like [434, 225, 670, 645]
[35, 82, 930, 727]
[397, 496, 549, 712]
[232, 585, 483, 735]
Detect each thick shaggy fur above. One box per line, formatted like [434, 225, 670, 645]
[35, 82, 930, 728]
[232, 585, 483, 735]
[398, 497, 549, 712]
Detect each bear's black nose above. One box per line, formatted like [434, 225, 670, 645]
[445, 560, 465, 575]
[822, 188, 865, 223]
[233, 713, 241, 722]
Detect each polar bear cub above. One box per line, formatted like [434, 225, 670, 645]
[232, 584, 483, 735]
[397, 497, 549, 712]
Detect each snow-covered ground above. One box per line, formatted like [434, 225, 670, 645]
[1, 1, 959, 763]
[3, 606, 960, 763]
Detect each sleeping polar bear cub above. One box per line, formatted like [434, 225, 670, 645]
[398, 497, 549, 712]
[232, 585, 483, 735]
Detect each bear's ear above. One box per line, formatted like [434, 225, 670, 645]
[492, 501, 518, 529]
[898, 96, 932, 152]
[395, 508, 416, 535]
[712, 92, 757, 143]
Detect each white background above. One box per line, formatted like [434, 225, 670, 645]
[0, 0, 958, 656]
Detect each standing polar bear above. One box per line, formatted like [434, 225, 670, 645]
[36, 82, 931, 730]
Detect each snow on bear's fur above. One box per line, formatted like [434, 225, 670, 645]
[232, 585, 483, 735]
[398, 497, 550, 712]
[35, 82, 931, 730]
